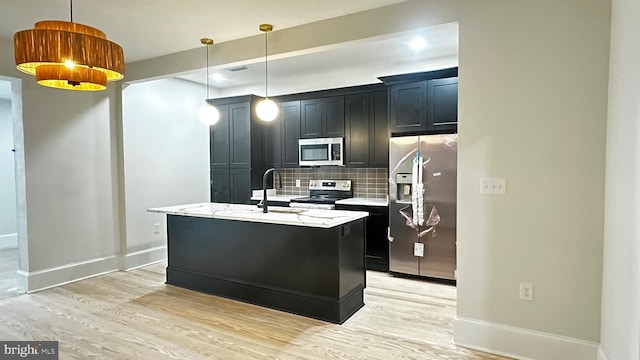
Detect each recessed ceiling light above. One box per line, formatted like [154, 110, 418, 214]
[210, 73, 224, 81]
[408, 37, 427, 51]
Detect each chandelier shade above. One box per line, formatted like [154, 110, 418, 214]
[14, 19, 124, 91]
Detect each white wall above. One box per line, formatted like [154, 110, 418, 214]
[0, 97, 17, 249]
[455, 1, 609, 357]
[17, 79, 121, 290]
[600, 0, 640, 359]
[121, 78, 209, 263]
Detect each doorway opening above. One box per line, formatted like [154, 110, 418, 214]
[0, 77, 22, 299]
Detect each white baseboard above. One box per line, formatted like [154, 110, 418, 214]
[454, 316, 599, 360]
[16, 254, 119, 293]
[119, 246, 166, 271]
[597, 345, 609, 360]
[0, 233, 18, 250]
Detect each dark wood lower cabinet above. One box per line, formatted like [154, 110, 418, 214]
[166, 214, 366, 324]
[210, 169, 230, 203]
[211, 169, 251, 204]
[335, 204, 389, 272]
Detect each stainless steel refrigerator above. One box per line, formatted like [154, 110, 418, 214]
[388, 134, 457, 280]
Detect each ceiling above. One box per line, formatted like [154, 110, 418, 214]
[0, 0, 411, 62]
[176, 23, 458, 92]
[0, 0, 459, 97]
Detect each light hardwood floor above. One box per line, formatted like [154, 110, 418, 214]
[0, 248, 21, 300]
[0, 262, 511, 360]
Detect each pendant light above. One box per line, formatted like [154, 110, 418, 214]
[13, 0, 124, 91]
[255, 24, 278, 122]
[198, 38, 220, 126]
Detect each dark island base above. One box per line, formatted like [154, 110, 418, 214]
[165, 214, 366, 324]
[167, 268, 364, 324]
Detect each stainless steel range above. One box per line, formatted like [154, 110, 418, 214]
[289, 180, 353, 210]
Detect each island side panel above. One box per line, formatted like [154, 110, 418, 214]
[165, 214, 365, 323]
[338, 219, 367, 321]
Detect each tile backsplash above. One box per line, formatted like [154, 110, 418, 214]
[275, 167, 388, 199]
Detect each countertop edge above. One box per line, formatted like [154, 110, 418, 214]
[148, 203, 368, 229]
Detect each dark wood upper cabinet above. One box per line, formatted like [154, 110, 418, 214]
[210, 105, 230, 169]
[263, 115, 282, 169]
[208, 95, 265, 204]
[323, 96, 345, 137]
[345, 91, 388, 168]
[280, 101, 301, 168]
[345, 93, 370, 167]
[300, 96, 344, 138]
[427, 77, 458, 132]
[389, 81, 427, 134]
[381, 67, 458, 136]
[300, 99, 322, 138]
[229, 102, 251, 168]
[369, 90, 389, 167]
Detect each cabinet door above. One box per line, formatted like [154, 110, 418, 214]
[263, 118, 281, 169]
[210, 104, 230, 168]
[230, 168, 251, 204]
[300, 99, 322, 138]
[369, 90, 389, 167]
[389, 81, 427, 135]
[211, 169, 230, 203]
[322, 96, 345, 137]
[427, 77, 458, 133]
[280, 101, 301, 168]
[345, 93, 369, 167]
[229, 102, 251, 168]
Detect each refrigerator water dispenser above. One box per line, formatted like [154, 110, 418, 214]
[396, 173, 413, 202]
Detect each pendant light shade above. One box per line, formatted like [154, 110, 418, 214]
[198, 38, 220, 126]
[256, 24, 278, 122]
[199, 103, 220, 126]
[13, 2, 124, 91]
[256, 98, 278, 122]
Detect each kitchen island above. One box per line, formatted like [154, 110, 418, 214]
[148, 203, 368, 324]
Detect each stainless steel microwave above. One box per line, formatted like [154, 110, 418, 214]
[298, 137, 344, 166]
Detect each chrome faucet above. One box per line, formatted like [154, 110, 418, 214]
[260, 168, 282, 213]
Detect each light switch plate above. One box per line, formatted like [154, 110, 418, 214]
[414, 242, 424, 257]
[480, 177, 506, 195]
[295, 179, 301, 187]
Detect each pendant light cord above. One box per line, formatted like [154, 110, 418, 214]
[264, 30, 268, 99]
[70, 0, 73, 22]
[206, 44, 210, 100]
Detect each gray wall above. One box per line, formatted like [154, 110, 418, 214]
[0, 97, 17, 248]
[600, 0, 640, 359]
[121, 78, 209, 255]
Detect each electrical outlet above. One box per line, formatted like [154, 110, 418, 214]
[480, 177, 506, 195]
[153, 223, 161, 235]
[295, 179, 301, 187]
[519, 282, 533, 300]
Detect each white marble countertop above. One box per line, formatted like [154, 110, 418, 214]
[148, 202, 368, 229]
[335, 197, 389, 207]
